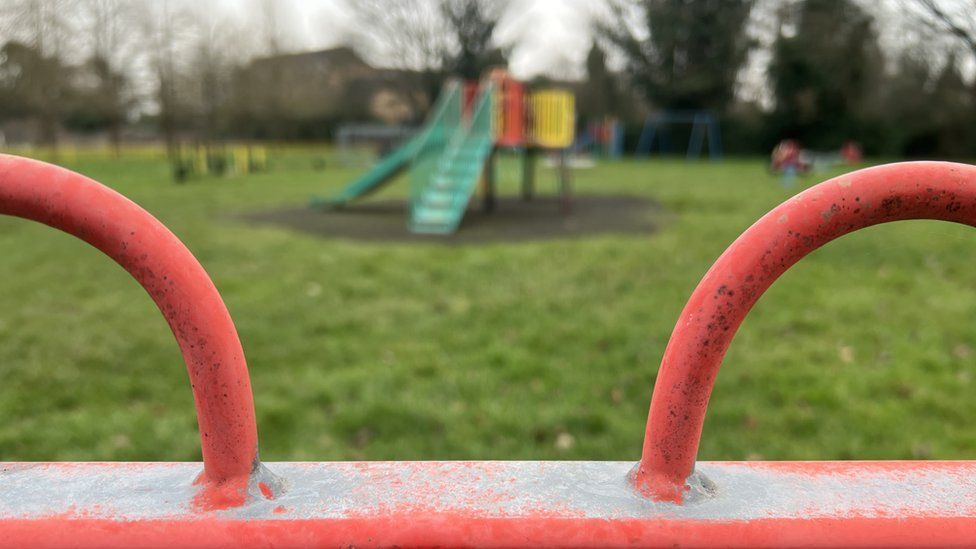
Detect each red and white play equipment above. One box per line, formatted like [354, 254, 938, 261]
[771, 139, 863, 177]
[1, 154, 976, 547]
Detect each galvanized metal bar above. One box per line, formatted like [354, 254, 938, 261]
[0, 155, 260, 499]
[2, 461, 976, 548]
[637, 161, 976, 502]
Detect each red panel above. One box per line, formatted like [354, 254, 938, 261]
[462, 82, 479, 120]
[495, 79, 526, 147]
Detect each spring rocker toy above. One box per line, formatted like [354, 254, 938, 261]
[1, 154, 975, 547]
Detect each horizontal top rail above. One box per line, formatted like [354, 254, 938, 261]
[636, 161, 976, 502]
[0, 155, 259, 501]
[3, 460, 976, 547]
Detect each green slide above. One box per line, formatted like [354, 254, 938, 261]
[312, 80, 495, 235]
[311, 133, 422, 207]
[408, 84, 494, 234]
[311, 82, 463, 208]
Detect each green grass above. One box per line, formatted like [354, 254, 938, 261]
[1, 147, 975, 464]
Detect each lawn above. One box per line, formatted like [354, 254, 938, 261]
[0, 146, 974, 465]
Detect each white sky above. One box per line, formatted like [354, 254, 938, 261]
[213, 0, 972, 98]
[215, 0, 605, 79]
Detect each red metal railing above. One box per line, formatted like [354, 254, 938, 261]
[636, 161, 976, 502]
[0, 154, 261, 502]
[1, 155, 976, 547]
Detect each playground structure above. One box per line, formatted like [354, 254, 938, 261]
[2, 154, 976, 547]
[573, 116, 624, 159]
[771, 139, 864, 186]
[172, 143, 269, 182]
[635, 110, 722, 160]
[311, 70, 576, 235]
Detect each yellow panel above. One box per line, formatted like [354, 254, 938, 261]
[530, 90, 575, 149]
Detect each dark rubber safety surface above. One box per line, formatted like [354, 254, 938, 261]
[240, 195, 662, 243]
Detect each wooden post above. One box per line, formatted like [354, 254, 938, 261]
[483, 148, 497, 213]
[558, 149, 572, 215]
[522, 147, 535, 201]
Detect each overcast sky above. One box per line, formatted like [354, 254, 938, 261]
[213, 0, 607, 79]
[207, 0, 970, 102]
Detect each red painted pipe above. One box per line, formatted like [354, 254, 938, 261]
[0, 155, 258, 492]
[636, 161, 976, 502]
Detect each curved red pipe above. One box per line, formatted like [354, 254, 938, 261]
[0, 155, 258, 488]
[636, 161, 976, 502]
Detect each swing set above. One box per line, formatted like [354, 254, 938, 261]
[635, 110, 723, 160]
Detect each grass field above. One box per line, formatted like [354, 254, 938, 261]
[1, 147, 974, 465]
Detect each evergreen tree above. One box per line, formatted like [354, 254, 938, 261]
[768, 0, 884, 149]
[580, 42, 617, 117]
[440, 0, 507, 79]
[602, 0, 755, 112]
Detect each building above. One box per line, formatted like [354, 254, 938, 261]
[236, 47, 430, 138]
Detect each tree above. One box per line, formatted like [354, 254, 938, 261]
[912, 1, 976, 59]
[767, 0, 884, 149]
[880, 49, 937, 155]
[579, 42, 617, 118]
[135, 0, 197, 159]
[602, 0, 755, 113]
[78, 0, 137, 154]
[188, 20, 234, 146]
[344, 0, 449, 111]
[925, 55, 974, 156]
[911, 1, 976, 126]
[343, 0, 506, 112]
[440, 0, 507, 79]
[0, 0, 76, 151]
[0, 41, 64, 126]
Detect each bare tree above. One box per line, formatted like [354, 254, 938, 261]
[0, 0, 77, 152]
[344, 0, 450, 111]
[345, 0, 446, 74]
[252, 0, 287, 140]
[135, 0, 197, 160]
[911, 0, 976, 119]
[186, 11, 251, 150]
[79, 0, 137, 154]
[259, 0, 283, 56]
[913, 0, 976, 56]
